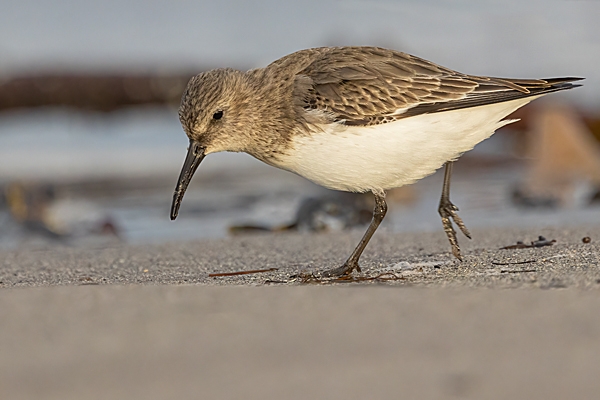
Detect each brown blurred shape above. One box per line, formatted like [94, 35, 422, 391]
[4, 182, 64, 237]
[0, 73, 197, 112]
[517, 103, 600, 205]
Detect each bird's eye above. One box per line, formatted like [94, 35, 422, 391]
[213, 110, 223, 120]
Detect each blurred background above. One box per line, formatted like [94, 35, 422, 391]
[1, 0, 599, 249]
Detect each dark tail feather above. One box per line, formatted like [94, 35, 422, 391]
[504, 76, 584, 93]
[402, 76, 584, 118]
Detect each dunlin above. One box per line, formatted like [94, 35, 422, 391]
[170, 46, 581, 276]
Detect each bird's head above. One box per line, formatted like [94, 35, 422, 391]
[171, 68, 250, 220]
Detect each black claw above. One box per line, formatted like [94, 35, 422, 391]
[452, 248, 463, 261]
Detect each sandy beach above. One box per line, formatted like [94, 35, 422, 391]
[2, 226, 598, 288]
[1, 226, 599, 399]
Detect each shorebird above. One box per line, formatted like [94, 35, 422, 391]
[170, 46, 581, 276]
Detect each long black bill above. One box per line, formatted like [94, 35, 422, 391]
[170, 140, 206, 220]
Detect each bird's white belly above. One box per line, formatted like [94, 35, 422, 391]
[277, 97, 537, 192]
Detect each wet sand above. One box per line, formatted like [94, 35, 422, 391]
[1, 226, 599, 399]
[1, 226, 598, 288]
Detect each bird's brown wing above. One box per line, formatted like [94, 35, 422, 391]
[293, 47, 582, 126]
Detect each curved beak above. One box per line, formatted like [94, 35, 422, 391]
[170, 140, 206, 220]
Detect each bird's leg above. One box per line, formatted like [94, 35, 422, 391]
[322, 190, 387, 277]
[438, 161, 471, 260]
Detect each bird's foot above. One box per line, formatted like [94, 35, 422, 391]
[321, 260, 361, 278]
[438, 198, 471, 260]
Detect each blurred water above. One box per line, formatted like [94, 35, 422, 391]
[0, 107, 185, 181]
[1, 107, 599, 249]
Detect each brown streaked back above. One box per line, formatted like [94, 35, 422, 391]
[285, 47, 582, 126]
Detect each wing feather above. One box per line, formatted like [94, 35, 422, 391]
[291, 47, 582, 126]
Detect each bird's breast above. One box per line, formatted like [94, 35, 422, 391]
[274, 97, 535, 192]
